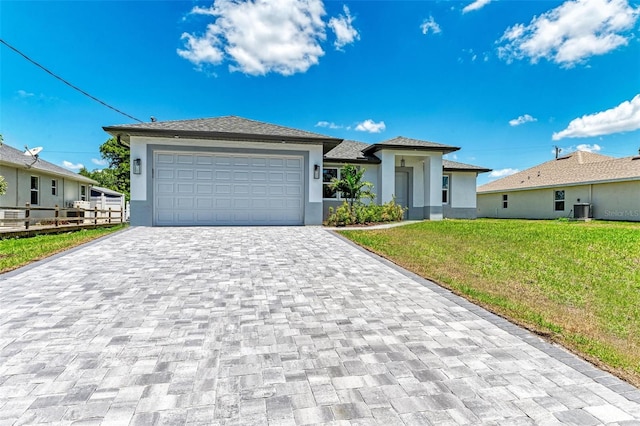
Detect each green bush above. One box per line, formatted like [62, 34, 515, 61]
[327, 199, 405, 226]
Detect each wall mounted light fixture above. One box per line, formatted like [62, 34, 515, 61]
[400, 157, 405, 167]
[313, 164, 320, 179]
[133, 158, 142, 175]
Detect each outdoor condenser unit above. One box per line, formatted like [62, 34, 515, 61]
[573, 203, 591, 220]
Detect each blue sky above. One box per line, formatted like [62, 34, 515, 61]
[1, 0, 639, 185]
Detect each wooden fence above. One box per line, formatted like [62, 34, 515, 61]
[0, 203, 125, 230]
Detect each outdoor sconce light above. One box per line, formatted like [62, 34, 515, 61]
[313, 164, 320, 179]
[133, 158, 141, 175]
[400, 157, 406, 167]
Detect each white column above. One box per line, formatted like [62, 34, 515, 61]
[378, 151, 395, 203]
[425, 155, 443, 220]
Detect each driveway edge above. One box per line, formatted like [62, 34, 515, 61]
[328, 229, 640, 402]
[0, 225, 132, 279]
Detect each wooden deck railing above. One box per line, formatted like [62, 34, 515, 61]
[0, 203, 125, 230]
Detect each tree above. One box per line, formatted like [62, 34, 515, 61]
[80, 137, 130, 199]
[330, 165, 374, 214]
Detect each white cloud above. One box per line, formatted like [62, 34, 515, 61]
[62, 161, 84, 170]
[462, 0, 492, 13]
[178, 0, 327, 76]
[17, 90, 35, 98]
[420, 16, 442, 35]
[355, 119, 386, 133]
[328, 5, 359, 50]
[497, 0, 639, 67]
[444, 153, 458, 160]
[509, 114, 537, 126]
[91, 158, 108, 166]
[315, 121, 342, 129]
[489, 168, 519, 178]
[552, 94, 640, 140]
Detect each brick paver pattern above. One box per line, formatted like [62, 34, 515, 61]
[1, 227, 639, 425]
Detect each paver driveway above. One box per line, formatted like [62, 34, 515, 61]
[1, 227, 639, 425]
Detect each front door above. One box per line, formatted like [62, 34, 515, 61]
[395, 171, 409, 218]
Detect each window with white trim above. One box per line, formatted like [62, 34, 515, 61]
[323, 167, 339, 199]
[554, 190, 565, 211]
[51, 179, 58, 196]
[442, 175, 450, 204]
[30, 176, 39, 205]
[502, 194, 508, 209]
[80, 185, 87, 201]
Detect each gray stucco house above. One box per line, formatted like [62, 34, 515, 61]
[478, 150, 640, 221]
[0, 143, 96, 219]
[104, 116, 490, 226]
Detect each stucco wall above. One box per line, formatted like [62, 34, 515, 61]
[478, 181, 639, 221]
[129, 136, 324, 226]
[592, 181, 640, 221]
[0, 165, 90, 220]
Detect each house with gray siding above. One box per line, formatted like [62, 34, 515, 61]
[0, 143, 96, 219]
[477, 151, 640, 221]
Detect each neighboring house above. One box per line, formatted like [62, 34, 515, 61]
[0, 143, 96, 219]
[104, 116, 490, 226]
[90, 186, 127, 220]
[477, 150, 640, 221]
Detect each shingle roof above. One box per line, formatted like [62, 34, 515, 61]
[104, 116, 343, 150]
[361, 136, 460, 154]
[443, 159, 492, 173]
[324, 140, 489, 172]
[0, 144, 96, 184]
[324, 140, 380, 163]
[478, 151, 640, 193]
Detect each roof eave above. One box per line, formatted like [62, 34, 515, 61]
[103, 127, 343, 153]
[444, 167, 492, 173]
[323, 157, 381, 165]
[478, 176, 640, 194]
[0, 160, 97, 184]
[362, 144, 460, 155]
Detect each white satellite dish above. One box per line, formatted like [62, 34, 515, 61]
[23, 146, 43, 168]
[24, 146, 43, 157]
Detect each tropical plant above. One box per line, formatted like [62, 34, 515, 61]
[329, 164, 374, 215]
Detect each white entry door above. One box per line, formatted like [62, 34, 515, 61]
[154, 151, 304, 226]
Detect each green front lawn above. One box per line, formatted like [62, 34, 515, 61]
[339, 219, 640, 386]
[0, 225, 127, 273]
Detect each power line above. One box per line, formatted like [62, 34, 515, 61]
[0, 38, 143, 123]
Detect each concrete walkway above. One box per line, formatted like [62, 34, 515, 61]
[0, 227, 638, 425]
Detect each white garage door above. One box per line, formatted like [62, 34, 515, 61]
[154, 151, 304, 226]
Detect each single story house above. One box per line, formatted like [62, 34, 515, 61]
[104, 116, 490, 226]
[0, 143, 97, 220]
[477, 150, 640, 221]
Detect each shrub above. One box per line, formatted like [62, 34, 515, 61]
[327, 199, 406, 226]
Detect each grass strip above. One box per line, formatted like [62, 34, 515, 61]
[0, 224, 127, 274]
[340, 219, 640, 386]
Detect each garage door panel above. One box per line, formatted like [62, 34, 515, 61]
[177, 169, 194, 179]
[157, 169, 174, 179]
[196, 170, 213, 180]
[157, 154, 175, 164]
[157, 183, 174, 194]
[177, 155, 194, 164]
[177, 184, 194, 194]
[154, 151, 304, 226]
[286, 158, 301, 168]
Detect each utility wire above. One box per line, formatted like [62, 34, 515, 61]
[1, 38, 143, 123]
